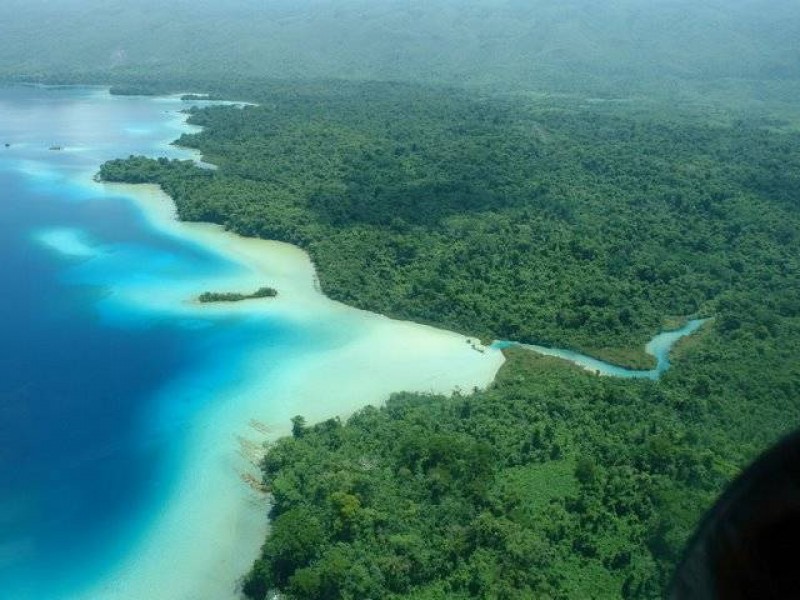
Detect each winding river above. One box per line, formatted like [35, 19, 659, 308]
[494, 318, 708, 379]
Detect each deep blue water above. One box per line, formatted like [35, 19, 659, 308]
[0, 86, 305, 598]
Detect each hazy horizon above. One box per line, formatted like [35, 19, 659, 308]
[1, 0, 798, 105]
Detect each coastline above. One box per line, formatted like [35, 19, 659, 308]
[72, 90, 707, 598]
[75, 108, 505, 598]
[4, 84, 731, 600]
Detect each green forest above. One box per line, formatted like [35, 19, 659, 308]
[100, 82, 800, 364]
[3, 0, 800, 114]
[96, 80, 800, 598]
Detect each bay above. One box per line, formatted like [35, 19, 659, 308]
[0, 85, 503, 599]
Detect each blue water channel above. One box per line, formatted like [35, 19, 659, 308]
[493, 318, 707, 379]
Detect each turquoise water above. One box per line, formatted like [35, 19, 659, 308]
[0, 85, 319, 598]
[492, 318, 708, 379]
[0, 85, 705, 598]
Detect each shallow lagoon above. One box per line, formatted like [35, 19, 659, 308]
[0, 86, 503, 599]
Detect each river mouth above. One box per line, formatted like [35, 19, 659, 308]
[493, 318, 708, 379]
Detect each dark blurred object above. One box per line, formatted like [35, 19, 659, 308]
[671, 430, 800, 599]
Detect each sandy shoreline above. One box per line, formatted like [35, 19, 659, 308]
[75, 166, 505, 596]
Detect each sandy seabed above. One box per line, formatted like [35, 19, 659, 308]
[75, 182, 505, 600]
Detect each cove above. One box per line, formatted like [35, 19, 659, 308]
[493, 318, 708, 379]
[0, 85, 503, 600]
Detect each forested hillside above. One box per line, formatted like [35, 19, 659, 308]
[97, 82, 800, 597]
[101, 83, 800, 365]
[2, 0, 800, 108]
[240, 334, 800, 599]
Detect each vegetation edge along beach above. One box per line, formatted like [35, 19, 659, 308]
[92, 78, 800, 599]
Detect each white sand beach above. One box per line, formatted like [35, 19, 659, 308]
[74, 179, 505, 599]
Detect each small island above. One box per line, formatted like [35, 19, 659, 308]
[197, 286, 277, 303]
